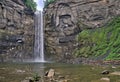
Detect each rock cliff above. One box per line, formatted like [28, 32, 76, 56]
[44, 0, 120, 62]
[0, 0, 34, 62]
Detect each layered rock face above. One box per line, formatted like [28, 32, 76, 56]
[0, 0, 34, 61]
[44, 0, 120, 62]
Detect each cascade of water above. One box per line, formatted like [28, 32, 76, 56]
[34, 11, 44, 62]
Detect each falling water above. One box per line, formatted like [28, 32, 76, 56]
[34, 11, 44, 62]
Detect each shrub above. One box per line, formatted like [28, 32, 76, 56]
[44, 0, 56, 7]
[24, 0, 37, 11]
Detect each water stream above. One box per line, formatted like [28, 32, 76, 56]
[34, 0, 45, 62]
[34, 11, 44, 62]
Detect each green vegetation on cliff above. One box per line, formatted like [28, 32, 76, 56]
[75, 17, 120, 60]
[45, 0, 56, 7]
[24, 0, 37, 11]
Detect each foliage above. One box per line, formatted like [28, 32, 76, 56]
[75, 17, 120, 60]
[44, 0, 56, 7]
[32, 73, 41, 81]
[24, 0, 37, 11]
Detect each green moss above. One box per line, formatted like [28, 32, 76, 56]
[44, 0, 56, 7]
[24, 0, 37, 11]
[75, 17, 120, 60]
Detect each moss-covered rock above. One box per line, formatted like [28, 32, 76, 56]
[75, 17, 120, 60]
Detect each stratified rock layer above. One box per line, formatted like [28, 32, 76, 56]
[0, 0, 34, 62]
[44, 0, 120, 62]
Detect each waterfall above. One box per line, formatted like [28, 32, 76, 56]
[34, 11, 44, 62]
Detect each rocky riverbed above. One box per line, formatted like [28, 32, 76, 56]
[0, 62, 120, 82]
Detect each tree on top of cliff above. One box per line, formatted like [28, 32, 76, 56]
[24, 0, 37, 11]
[45, 0, 56, 7]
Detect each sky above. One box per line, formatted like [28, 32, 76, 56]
[33, 0, 46, 11]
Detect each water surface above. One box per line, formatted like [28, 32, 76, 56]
[0, 62, 120, 82]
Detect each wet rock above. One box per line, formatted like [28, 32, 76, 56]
[45, 71, 49, 76]
[23, 77, 34, 82]
[17, 30, 24, 35]
[0, 68, 6, 70]
[100, 77, 110, 82]
[12, 0, 24, 6]
[58, 76, 65, 80]
[101, 70, 109, 75]
[59, 36, 75, 43]
[0, 19, 7, 29]
[58, 79, 68, 82]
[111, 66, 116, 69]
[16, 69, 25, 73]
[103, 60, 120, 65]
[110, 71, 120, 76]
[21, 79, 30, 82]
[24, 8, 34, 15]
[47, 69, 55, 78]
[17, 39, 24, 44]
[0, 76, 5, 79]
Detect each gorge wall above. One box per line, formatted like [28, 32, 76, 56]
[44, 0, 120, 63]
[0, 0, 34, 62]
